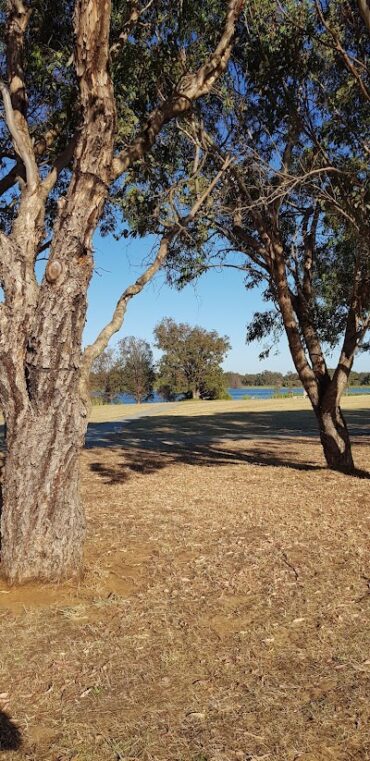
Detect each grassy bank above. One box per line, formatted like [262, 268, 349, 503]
[89, 392, 370, 423]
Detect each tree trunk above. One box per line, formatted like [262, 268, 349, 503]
[267, 238, 356, 473]
[1, 394, 87, 584]
[315, 400, 354, 474]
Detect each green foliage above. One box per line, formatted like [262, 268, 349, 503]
[348, 371, 370, 386]
[90, 338, 155, 404]
[219, 390, 233, 400]
[272, 389, 300, 399]
[0, 0, 241, 235]
[116, 337, 155, 403]
[223, 371, 244, 388]
[224, 369, 302, 387]
[200, 365, 231, 399]
[90, 348, 124, 403]
[154, 317, 230, 400]
[130, 0, 370, 365]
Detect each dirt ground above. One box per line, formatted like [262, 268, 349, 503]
[0, 398, 369, 760]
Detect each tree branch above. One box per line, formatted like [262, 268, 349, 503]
[0, 81, 38, 191]
[229, 222, 270, 271]
[111, 0, 244, 180]
[2, 0, 39, 191]
[315, 0, 370, 102]
[46, 0, 116, 262]
[110, 0, 155, 56]
[331, 258, 370, 401]
[81, 158, 231, 378]
[302, 203, 319, 303]
[0, 160, 23, 197]
[41, 134, 78, 195]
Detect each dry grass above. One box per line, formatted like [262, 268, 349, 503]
[0, 398, 369, 760]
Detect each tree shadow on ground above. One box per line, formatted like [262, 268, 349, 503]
[0, 711, 22, 752]
[87, 407, 370, 483]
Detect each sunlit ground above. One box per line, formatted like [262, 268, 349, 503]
[0, 396, 369, 760]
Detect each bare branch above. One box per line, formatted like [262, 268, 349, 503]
[332, 257, 370, 400]
[2, 0, 39, 191]
[185, 156, 232, 221]
[46, 0, 116, 259]
[36, 239, 52, 257]
[0, 81, 38, 191]
[302, 203, 320, 303]
[0, 160, 23, 197]
[81, 235, 172, 380]
[229, 224, 270, 271]
[111, 0, 244, 180]
[41, 134, 78, 195]
[110, 0, 155, 56]
[0, 125, 74, 200]
[6, 0, 31, 114]
[270, 240, 320, 404]
[81, 158, 231, 377]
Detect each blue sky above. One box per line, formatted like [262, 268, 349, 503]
[84, 232, 369, 374]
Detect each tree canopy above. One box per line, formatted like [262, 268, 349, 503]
[155, 318, 230, 400]
[90, 347, 123, 403]
[90, 338, 155, 403]
[116, 337, 155, 403]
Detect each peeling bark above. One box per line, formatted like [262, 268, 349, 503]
[0, 0, 116, 583]
[0, 0, 242, 583]
[271, 238, 358, 472]
[1, 398, 86, 583]
[316, 403, 354, 473]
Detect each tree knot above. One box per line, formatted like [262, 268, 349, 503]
[45, 259, 63, 283]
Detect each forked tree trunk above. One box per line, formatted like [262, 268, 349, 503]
[1, 390, 88, 584]
[0, 0, 115, 584]
[0, 0, 249, 584]
[315, 396, 354, 474]
[270, 238, 356, 474]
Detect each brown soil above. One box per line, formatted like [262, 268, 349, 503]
[0, 402, 369, 760]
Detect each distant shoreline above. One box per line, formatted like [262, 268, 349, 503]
[91, 384, 370, 406]
[231, 384, 370, 390]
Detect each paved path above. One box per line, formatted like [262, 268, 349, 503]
[86, 401, 182, 447]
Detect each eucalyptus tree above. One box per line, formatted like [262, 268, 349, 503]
[90, 348, 123, 403]
[0, 0, 243, 583]
[90, 338, 155, 403]
[154, 318, 230, 400]
[157, 0, 370, 473]
[116, 337, 155, 404]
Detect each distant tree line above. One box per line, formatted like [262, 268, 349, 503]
[90, 338, 156, 404]
[224, 370, 301, 388]
[90, 320, 230, 403]
[224, 370, 370, 389]
[347, 372, 370, 387]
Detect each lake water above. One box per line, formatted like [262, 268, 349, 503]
[115, 386, 370, 404]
